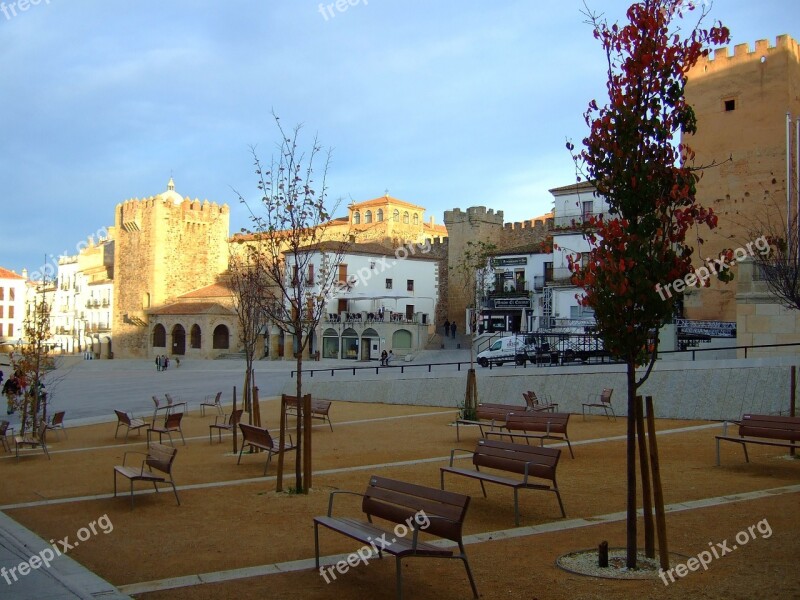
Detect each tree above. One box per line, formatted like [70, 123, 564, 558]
[450, 240, 496, 419]
[567, 0, 729, 567]
[4, 286, 55, 437]
[234, 114, 346, 494]
[228, 250, 273, 427]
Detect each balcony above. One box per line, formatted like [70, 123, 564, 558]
[552, 211, 611, 230]
[545, 267, 575, 286]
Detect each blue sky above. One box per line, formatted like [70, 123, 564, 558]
[0, 0, 794, 276]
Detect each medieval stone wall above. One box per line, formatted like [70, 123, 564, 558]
[683, 35, 800, 321]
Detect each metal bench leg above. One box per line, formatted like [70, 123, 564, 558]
[554, 487, 566, 518]
[326, 416, 333, 432]
[395, 556, 403, 600]
[457, 543, 479, 598]
[715, 438, 721, 466]
[170, 481, 180, 506]
[566, 439, 575, 459]
[742, 443, 750, 463]
[314, 523, 321, 568]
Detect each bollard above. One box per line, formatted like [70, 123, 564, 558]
[598, 541, 609, 568]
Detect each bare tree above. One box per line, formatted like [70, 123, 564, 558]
[228, 250, 273, 425]
[450, 240, 496, 419]
[748, 210, 800, 310]
[234, 114, 347, 493]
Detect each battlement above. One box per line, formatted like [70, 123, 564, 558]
[443, 206, 504, 225]
[502, 218, 552, 232]
[693, 34, 799, 72]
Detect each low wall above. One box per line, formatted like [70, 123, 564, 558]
[283, 356, 799, 421]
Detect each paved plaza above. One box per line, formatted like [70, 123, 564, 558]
[1, 351, 798, 599]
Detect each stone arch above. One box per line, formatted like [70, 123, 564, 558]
[365, 210, 372, 223]
[392, 329, 412, 349]
[403, 211, 410, 224]
[190, 324, 202, 349]
[377, 208, 384, 222]
[213, 324, 230, 349]
[172, 324, 186, 355]
[153, 324, 166, 348]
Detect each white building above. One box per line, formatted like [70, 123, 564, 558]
[288, 241, 439, 360]
[547, 181, 611, 327]
[0, 267, 27, 349]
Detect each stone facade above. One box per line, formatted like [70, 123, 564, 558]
[735, 258, 800, 357]
[112, 179, 230, 358]
[443, 207, 551, 331]
[683, 35, 800, 321]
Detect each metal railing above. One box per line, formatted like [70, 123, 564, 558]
[289, 341, 800, 377]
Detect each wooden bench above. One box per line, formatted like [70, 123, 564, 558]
[487, 412, 574, 458]
[715, 414, 800, 465]
[455, 402, 524, 441]
[440, 438, 565, 525]
[284, 396, 334, 431]
[113, 442, 180, 509]
[313, 475, 478, 599]
[237, 423, 297, 475]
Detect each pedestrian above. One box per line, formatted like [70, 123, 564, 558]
[451, 321, 457, 338]
[164, 356, 170, 370]
[155, 355, 161, 371]
[386, 350, 394, 365]
[380, 350, 388, 366]
[176, 357, 181, 368]
[444, 320, 450, 336]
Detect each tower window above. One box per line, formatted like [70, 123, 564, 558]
[724, 99, 736, 112]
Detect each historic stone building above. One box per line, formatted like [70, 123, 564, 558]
[112, 179, 230, 358]
[682, 34, 800, 321]
[443, 206, 551, 332]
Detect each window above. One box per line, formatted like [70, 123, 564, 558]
[307, 264, 314, 285]
[393, 209, 399, 222]
[0, 288, 4, 300]
[386, 278, 393, 289]
[377, 209, 384, 222]
[407, 279, 414, 292]
[9, 288, 14, 301]
[338, 264, 348, 282]
[582, 200, 593, 220]
[7, 324, 12, 337]
[724, 99, 736, 112]
[0, 306, 3, 318]
[365, 210, 372, 223]
[413, 213, 419, 225]
[353, 211, 361, 224]
[8, 306, 14, 319]
[403, 211, 409, 224]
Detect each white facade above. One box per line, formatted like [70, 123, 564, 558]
[0, 268, 27, 346]
[478, 252, 550, 333]
[288, 242, 439, 359]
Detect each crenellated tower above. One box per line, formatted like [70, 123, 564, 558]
[683, 34, 800, 320]
[112, 178, 230, 357]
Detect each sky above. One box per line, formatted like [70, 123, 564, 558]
[0, 0, 795, 276]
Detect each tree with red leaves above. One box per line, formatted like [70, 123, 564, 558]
[567, 0, 729, 568]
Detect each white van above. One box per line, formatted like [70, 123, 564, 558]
[476, 335, 533, 367]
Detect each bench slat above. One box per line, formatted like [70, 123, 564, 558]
[314, 516, 450, 557]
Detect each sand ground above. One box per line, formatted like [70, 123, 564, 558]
[1, 399, 798, 599]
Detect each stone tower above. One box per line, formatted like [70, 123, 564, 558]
[443, 206, 505, 331]
[682, 34, 800, 321]
[112, 178, 230, 357]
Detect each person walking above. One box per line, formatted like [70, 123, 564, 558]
[444, 320, 450, 337]
[380, 350, 388, 366]
[451, 321, 457, 339]
[155, 355, 161, 371]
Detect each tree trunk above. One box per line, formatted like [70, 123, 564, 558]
[295, 349, 303, 492]
[635, 395, 654, 558]
[626, 359, 637, 569]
